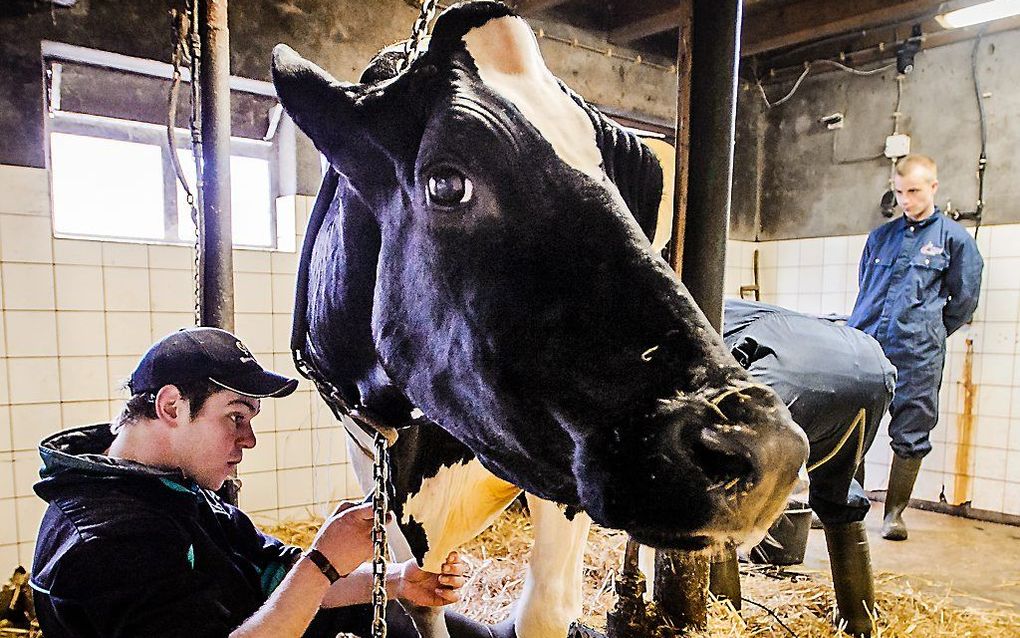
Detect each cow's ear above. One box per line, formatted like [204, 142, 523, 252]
[272, 45, 411, 174]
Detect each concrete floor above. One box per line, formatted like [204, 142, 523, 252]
[799, 501, 1020, 611]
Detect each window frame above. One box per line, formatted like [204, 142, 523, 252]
[41, 41, 294, 251]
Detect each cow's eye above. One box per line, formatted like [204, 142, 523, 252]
[427, 169, 472, 206]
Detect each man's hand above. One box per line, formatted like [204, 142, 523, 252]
[394, 552, 467, 607]
[310, 501, 381, 577]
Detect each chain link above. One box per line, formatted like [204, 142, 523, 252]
[187, 0, 203, 326]
[371, 433, 390, 638]
[396, 0, 439, 73]
[295, 349, 398, 638]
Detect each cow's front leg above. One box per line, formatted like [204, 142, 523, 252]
[515, 494, 592, 638]
[383, 520, 453, 638]
[343, 425, 449, 638]
[390, 455, 522, 638]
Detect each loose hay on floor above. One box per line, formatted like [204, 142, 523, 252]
[261, 507, 1020, 637]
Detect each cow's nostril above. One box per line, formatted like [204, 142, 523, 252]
[691, 427, 756, 492]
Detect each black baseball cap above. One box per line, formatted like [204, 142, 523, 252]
[129, 327, 299, 399]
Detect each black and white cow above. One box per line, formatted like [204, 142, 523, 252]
[272, 3, 809, 638]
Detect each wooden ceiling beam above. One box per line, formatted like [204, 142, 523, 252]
[742, 0, 946, 56]
[515, 0, 574, 14]
[608, 0, 949, 58]
[610, 2, 686, 45]
[607, 0, 806, 47]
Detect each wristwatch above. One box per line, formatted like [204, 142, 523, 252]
[304, 548, 343, 584]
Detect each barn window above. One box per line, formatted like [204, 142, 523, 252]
[43, 42, 294, 250]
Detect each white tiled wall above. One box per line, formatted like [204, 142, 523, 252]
[725, 228, 1020, 517]
[0, 164, 361, 569]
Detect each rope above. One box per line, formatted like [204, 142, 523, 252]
[807, 408, 866, 473]
[167, 10, 193, 203]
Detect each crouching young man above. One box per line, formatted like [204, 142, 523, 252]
[30, 327, 466, 638]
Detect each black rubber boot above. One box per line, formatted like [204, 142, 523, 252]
[810, 512, 824, 530]
[708, 546, 741, 610]
[824, 521, 875, 637]
[445, 611, 516, 638]
[881, 455, 922, 541]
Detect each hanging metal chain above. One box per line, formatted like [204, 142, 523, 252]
[370, 432, 390, 638]
[187, 0, 203, 326]
[395, 0, 439, 73]
[167, 0, 203, 326]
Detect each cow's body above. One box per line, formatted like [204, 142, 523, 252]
[274, 2, 808, 638]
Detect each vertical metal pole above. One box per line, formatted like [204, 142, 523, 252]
[680, 0, 742, 332]
[655, 0, 743, 631]
[708, 546, 742, 610]
[198, 0, 238, 507]
[198, 0, 234, 332]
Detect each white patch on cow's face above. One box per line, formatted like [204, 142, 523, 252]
[463, 17, 604, 181]
[401, 459, 521, 572]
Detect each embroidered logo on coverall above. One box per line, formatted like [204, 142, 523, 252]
[920, 242, 944, 256]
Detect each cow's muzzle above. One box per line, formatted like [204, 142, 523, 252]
[572, 382, 808, 549]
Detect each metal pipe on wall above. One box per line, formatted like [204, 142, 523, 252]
[199, 0, 235, 332]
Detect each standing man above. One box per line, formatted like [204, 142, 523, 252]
[848, 154, 983, 541]
[31, 327, 466, 638]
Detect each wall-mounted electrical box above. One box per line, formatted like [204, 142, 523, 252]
[885, 133, 911, 158]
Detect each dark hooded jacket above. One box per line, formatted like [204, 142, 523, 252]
[30, 424, 301, 638]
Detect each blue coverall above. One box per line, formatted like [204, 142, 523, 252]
[724, 300, 896, 525]
[847, 209, 983, 459]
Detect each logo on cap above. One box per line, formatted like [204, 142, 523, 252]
[236, 340, 254, 363]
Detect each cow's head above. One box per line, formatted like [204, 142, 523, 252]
[273, 1, 807, 549]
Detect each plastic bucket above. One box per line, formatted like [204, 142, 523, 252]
[749, 501, 813, 566]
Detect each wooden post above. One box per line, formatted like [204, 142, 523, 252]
[654, 549, 710, 630]
[667, 0, 693, 276]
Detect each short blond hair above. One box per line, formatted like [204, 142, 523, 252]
[895, 154, 938, 183]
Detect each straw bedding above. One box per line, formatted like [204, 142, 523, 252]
[260, 506, 1019, 637]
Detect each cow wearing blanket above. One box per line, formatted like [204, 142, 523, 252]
[272, 3, 809, 638]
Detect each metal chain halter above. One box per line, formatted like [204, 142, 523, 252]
[396, 0, 439, 73]
[292, 4, 438, 637]
[366, 4, 439, 629]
